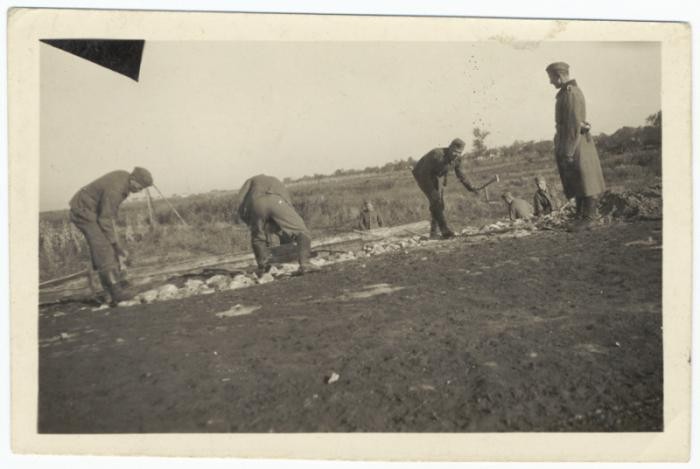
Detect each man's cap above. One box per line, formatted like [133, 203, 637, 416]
[534, 175, 547, 184]
[546, 62, 570, 74]
[502, 191, 513, 200]
[131, 167, 153, 187]
[449, 138, 466, 150]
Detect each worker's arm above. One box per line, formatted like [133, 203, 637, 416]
[96, 189, 122, 245]
[454, 157, 478, 193]
[236, 178, 253, 224]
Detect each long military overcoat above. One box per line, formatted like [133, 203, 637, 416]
[554, 80, 606, 198]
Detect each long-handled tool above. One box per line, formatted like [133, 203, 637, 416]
[152, 184, 189, 226]
[474, 174, 500, 191]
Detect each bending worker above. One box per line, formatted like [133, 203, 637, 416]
[412, 138, 480, 239]
[502, 191, 534, 221]
[69, 167, 153, 304]
[237, 174, 319, 276]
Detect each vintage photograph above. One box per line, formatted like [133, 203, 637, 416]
[7, 8, 692, 461]
[37, 38, 664, 433]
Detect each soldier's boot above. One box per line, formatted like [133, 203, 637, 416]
[98, 269, 131, 305]
[429, 219, 441, 239]
[568, 197, 599, 232]
[297, 233, 320, 275]
[434, 211, 455, 239]
[574, 196, 584, 220]
[252, 242, 272, 277]
[581, 196, 600, 228]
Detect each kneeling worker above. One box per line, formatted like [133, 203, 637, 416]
[69, 167, 153, 304]
[237, 174, 319, 276]
[532, 175, 559, 217]
[357, 200, 384, 231]
[502, 191, 534, 221]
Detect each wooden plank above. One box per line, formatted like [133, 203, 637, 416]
[40, 270, 89, 288]
[39, 220, 431, 296]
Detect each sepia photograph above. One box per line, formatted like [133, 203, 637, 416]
[6, 6, 692, 462]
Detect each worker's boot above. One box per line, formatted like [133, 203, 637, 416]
[435, 212, 455, 239]
[98, 269, 131, 305]
[581, 196, 600, 228]
[568, 196, 599, 232]
[252, 242, 272, 277]
[297, 233, 320, 275]
[429, 219, 441, 240]
[574, 196, 584, 220]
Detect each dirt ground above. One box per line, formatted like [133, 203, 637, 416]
[38, 220, 662, 433]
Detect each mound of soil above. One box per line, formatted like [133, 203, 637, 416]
[599, 184, 662, 220]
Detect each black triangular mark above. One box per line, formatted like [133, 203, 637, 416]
[41, 39, 145, 82]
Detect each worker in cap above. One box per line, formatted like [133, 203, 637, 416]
[501, 191, 533, 221]
[532, 175, 559, 217]
[411, 138, 484, 239]
[546, 61, 606, 230]
[236, 174, 319, 277]
[545, 61, 570, 75]
[69, 167, 153, 305]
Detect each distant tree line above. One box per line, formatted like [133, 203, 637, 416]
[291, 111, 661, 182]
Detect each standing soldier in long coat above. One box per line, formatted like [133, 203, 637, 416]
[237, 174, 319, 276]
[546, 62, 606, 230]
[69, 167, 153, 304]
[412, 138, 480, 239]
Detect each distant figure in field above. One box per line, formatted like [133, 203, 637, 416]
[412, 138, 481, 239]
[532, 175, 559, 217]
[237, 174, 319, 276]
[357, 200, 385, 230]
[546, 61, 606, 230]
[502, 192, 534, 221]
[69, 167, 153, 304]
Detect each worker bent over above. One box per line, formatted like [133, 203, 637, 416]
[69, 167, 153, 304]
[237, 174, 319, 276]
[412, 138, 480, 239]
[502, 191, 534, 221]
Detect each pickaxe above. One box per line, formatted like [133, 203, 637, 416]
[474, 174, 500, 191]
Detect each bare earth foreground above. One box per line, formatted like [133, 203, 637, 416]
[39, 220, 662, 433]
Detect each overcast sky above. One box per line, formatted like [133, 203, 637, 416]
[40, 41, 660, 211]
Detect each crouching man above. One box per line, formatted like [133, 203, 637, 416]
[502, 192, 534, 221]
[357, 200, 385, 230]
[69, 167, 153, 304]
[237, 174, 319, 276]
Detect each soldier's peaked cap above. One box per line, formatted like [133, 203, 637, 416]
[131, 166, 153, 187]
[546, 62, 570, 74]
[450, 138, 466, 149]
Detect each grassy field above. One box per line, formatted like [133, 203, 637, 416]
[39, 147, 661, 281]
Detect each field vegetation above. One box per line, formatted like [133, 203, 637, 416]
[39, 113, 661, 281]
